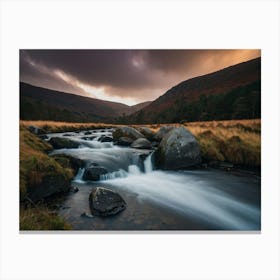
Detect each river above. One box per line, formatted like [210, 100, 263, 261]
[48, 128, 261, 231]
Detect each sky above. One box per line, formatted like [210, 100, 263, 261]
[20, 49, 260, 106]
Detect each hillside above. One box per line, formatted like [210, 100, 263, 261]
[127, 57, 261, 124]
[20, 82, 150, 122]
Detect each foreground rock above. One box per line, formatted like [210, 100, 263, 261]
[49, 137, 80, 149]
[83, 165, 108, 181]
[131, 137, 152, 149]
[155, 127, 201, 170]
[27, 173, 71, 201]
[113, 126, 144, 141]
[154, 126, 175, 141]
[28, 125, 46, 135]
[89, 187, 126, 216]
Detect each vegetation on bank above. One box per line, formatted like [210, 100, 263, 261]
[20, 125, 73, 230]
[185, 119, 261, 168]
[124, 81, 261, 124]
[21, 120, 117, 133]
[19, 118, 260, 230]
[20, 205, 71, 230]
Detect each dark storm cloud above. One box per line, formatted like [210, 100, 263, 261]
[20, 49, 260, 105]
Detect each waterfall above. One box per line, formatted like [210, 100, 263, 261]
[73, 168, 85, 183]
[143, 152, 153, 173]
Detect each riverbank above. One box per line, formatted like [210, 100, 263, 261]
[19, 119, 261, 230]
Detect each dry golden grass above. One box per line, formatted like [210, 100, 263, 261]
[20, 120, 119, 133]
[21, 119, 261, 167]
[185, 119, 261, 167]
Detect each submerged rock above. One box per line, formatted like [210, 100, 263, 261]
[49, 137, 80, 149]
[83, 166, 108, 181]
[99, 135, 113, 142]
[155, 126, 201, 170]
[84, 131, 92, 135]
[116, 136, 134, 146]
[131, 137, 152, 149]
[89, 187, 126, 216]
[113, 126, 144, 141]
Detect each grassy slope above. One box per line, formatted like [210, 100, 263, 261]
[20, 124, 73, 230]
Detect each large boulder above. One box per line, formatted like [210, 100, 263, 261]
[27, 173, 71, 201]
[49, 137, 80, 149]
[131, 138, 152, 149]
[89, 187, 126, 216]
[155, 127, 201, 170]
[28, 125, 46, 135]
[113, 126, 144, 141]
[83, 165, 108, 181]
[136, 127, 155, 141]
[116, 136, 134, 146]
[154, 126, 175, 141]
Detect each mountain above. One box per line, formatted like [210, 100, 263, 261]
[20, 82, 151, 122]
[127, 57, 261, 124]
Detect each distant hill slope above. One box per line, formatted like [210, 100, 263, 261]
[20, 83, 150, 122]
[127, 57, 261, 124]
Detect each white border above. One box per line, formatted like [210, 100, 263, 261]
[1, 1, 280, 279]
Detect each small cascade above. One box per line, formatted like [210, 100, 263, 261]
[128, 165, 141, 175]
[100, 169, 128, 180]
[73, 168, 85, 183]
[143, 152, 154, 173]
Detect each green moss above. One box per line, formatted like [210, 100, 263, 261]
[20, 206, 71, 230]
[20, 126, 73, 200]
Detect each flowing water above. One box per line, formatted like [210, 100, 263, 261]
[48, 129, 261, 231]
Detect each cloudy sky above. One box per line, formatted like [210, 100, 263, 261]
[20, 49, 260, 106]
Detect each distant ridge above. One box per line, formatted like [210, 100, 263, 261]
[20, 82, 151, 122]
[127, 57, 261, 124]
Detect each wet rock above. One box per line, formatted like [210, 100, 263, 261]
[38, 134, 48, 140]
[155, 126, 201, 170]
[113, 126, 144, 141]
[136, 127, 155, 141]
[89, 187, 126, 216]
[70, 186, 79, 193]
[49, 137, 80, 149]
[154, 126, 175, 141]
[131, 137, 152, 149]
[83, 166, 108, 181]
[81, 212, 94, 218]
[116, 136, 134, 146]
[99, 135, 113, 142]
[151, 141, 159, 148]
[63, 133, 75, 137]
[52, 154, 86, 173]
[28, 125, 46, 135]
[84, 131, 92, 135]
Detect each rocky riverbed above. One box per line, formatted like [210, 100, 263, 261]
[28, 125, 261, 230]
